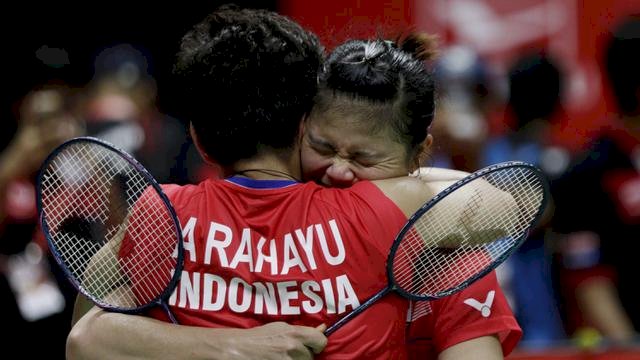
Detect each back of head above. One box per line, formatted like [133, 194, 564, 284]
[507, 53, 563, 128]
[173, 6, 323, 166]
[312, 33, 437, 163]
[605, 16, 640, 117]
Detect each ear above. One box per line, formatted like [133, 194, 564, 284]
[297, 115, 307, 145]
[411, 134, 433, 171]
[425, 133, 434, 149]
[190, 123, 216, 166]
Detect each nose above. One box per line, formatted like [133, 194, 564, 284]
[324, 160, 357, 188]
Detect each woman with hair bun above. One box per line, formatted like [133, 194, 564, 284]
[301, 33, 522, 359]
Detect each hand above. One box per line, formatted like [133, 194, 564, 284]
[224, 322, 328, 360]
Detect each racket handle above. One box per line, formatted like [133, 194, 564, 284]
[324, 287, 391, 336]
[161, 301, 179, 324]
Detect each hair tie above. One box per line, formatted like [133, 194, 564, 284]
[341, 55, 367, 65]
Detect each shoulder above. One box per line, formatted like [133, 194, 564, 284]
[160, 182, 207, 208]
[371, 176, 446, 217]
[311, 181, 407, 218]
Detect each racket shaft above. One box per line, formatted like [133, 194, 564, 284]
[160, 301, 179, 324]
[324, 287, 392, 335]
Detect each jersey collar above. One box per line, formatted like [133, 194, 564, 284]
[225, 176, 298, 189]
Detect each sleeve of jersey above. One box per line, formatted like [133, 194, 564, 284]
[430, 271, 522, 356]
[160, 183, 184, 203]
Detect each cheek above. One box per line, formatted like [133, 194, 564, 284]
[300, 147, 331, 181]
[351, 157, 409, 181]
[351, 167, 390, 181]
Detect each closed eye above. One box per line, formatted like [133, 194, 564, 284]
[350, 151, 381, 167]
[307, 133, 336, 156]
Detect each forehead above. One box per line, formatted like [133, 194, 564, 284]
[309, 94, 392, 132]
[308, 108, 389, 143]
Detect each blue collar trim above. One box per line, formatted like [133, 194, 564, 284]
[225, 176, 298, 189]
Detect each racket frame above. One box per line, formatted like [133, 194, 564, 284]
[326, 161, 549, 335]
[389, 160, 549, 301]
[36, 136, 185, 316]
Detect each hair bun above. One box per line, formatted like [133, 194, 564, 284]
[397, 32, 439, 62]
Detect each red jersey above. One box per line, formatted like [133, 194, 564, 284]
[406, 271, 521, 359]
[149, 177, 409, 359]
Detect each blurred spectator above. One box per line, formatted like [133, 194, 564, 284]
[552, 16, 640, 344]
[483, 53, 571, 178]
[79, 43, 207, 185]
[0, 83, 84, 358]
[482, 52, 568, 348]
[430, 45, 496, 172]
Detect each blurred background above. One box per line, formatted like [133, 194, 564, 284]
[2, 1, 640, 359]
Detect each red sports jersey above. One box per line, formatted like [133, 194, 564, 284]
[147, 177, 410, 359]
[406, 271, 521, 359]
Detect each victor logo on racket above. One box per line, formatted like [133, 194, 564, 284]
[325, 161, 549, 335]
[37, 137, 184, 324]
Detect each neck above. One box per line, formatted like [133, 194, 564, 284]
[229, 150, 301, 181]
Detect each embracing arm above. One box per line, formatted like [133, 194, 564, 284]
[411, 167, 470, 183]
[376, 170, 519, 247]
[68, 305, 215, 360]
[68, 295, 327, 360]
[374, 166, 473, 217]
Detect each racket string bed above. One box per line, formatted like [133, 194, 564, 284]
[123, 204, 178, 304]
[392, 165, 545, 298]
[45, 146, 131, 302]
[39, 139, 182, 313]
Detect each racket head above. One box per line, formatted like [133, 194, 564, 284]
[388, 161, 548, 301]
[37, 136, 184, 314]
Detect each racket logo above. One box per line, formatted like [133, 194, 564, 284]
[463, 290, 495, 318]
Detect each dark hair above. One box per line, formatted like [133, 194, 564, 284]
[605, 16, 640, 116]
[311, 32, 438, 164]
[507, 53, 563, 128]
[173, 6, 323, 166]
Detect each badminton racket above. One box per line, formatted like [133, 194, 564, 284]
[325, 161, 548, 335]
[37, 137, 183, 323]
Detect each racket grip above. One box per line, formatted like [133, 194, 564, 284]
[324, 287, 391, 336]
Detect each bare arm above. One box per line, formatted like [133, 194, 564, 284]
[374, 176, 518, 247]
[438, 335, 503, 360]
[68, 299, 327, 360]
[411, 167, 470, 183]
[373, 166, 474, 217]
